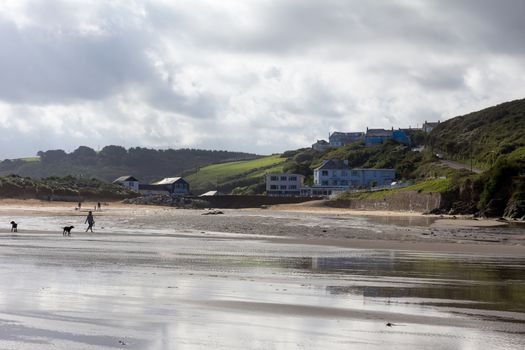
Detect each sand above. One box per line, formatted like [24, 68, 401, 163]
[0, 199, 524, 349]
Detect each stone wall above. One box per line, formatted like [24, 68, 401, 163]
[327, 190, 444, 212]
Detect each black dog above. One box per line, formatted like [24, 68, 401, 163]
[62, 226, 74, 236]
[10, 221, 18, 232]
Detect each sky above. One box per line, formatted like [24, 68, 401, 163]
[0, 0, 524, 159]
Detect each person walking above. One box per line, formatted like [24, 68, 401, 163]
[85, 211, 95, 232]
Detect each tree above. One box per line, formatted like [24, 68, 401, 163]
[99, 145, 128, 165]
[37, 149, 68, 164]
[70, 146, 97, 165]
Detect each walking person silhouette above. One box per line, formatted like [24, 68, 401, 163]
[85, 211, 95, 232]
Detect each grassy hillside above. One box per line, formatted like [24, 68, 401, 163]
[428, 98, 525, 168]
[0, 147, 258, 183]
[186, 155, 286, 194]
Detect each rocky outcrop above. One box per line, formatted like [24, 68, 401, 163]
[503, 199, 525, 220]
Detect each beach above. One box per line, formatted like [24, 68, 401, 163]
[0, 200, 524, 349]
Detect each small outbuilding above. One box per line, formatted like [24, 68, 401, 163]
[152, 177, 190, 196]
[113, 176, 140, 192]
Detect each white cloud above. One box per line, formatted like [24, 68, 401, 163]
[0, 0, 524, 158]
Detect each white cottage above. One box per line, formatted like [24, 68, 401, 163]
[113, 175, 140, 192]
[266, 173, 304, 196]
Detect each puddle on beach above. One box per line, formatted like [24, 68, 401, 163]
[0, 214, 524, 349]
[365, 215, 438, 227]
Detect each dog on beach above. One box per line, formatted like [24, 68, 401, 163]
[10, 221, 18, 232]
[62, 226, 74, 236]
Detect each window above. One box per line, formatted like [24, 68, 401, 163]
[280, 176, 287, 181]
[289, 176, 297, 181]
[280, 185, 287, 190]
[289, 185, 297, 189]
[341, 180, 348, 185]
[270, 176, 278, 181]
[321, 170, 328, 176]
[270, 185, 278, 190]
[351, 171, 358, 176]
[321, 180, 329, 186]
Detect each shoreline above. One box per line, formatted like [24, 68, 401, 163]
[0, 198, 523, 257]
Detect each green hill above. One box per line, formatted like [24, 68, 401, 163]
[185, 155, 286, 194]
[186, 98, 524, 217]
[428, 98, 525, 168]
[0, 146, 258, 183]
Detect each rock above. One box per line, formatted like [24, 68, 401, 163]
[202, 210, 224, 215]
[479, 198, 507, 218]
[448, 201, 478, 215]
[503, 199, 525, 220]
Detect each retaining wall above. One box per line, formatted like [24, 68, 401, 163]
[327, 191, 444, 212]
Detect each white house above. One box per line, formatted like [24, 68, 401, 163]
[152, 177, 190, 196]
[266, 173, 304, 196]
[113, 176, 140, 192]
[314, 160, 395, 188]
[422, 120, 440, 133]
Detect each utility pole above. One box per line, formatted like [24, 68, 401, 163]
[470, 139, 473, 172]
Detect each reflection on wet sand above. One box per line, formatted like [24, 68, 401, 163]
[0, 210, 524, 349]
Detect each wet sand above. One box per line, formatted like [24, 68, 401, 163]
[0, 200, 524, 349]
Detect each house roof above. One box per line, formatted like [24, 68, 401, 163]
[153, 177, 187, 185]
[330, 132, 364, 137]
[200, 190, 221, 197]
[366, 129, 393, 137]
[315, 160, 350, 170]
[113, 175, 139, 183]
[313, 139, 329, 145]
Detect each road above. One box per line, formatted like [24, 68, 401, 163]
[440, 159, 483, 173]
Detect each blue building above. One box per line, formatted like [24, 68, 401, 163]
[365, 127, 410, 146]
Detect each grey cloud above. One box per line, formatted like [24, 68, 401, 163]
[0, 18, 154, 104]
[0, 12, 221, 119]
[282, 80, 354, 119]
[160, 0, 458, 55]
[0, 0, 524, 159]
[430, 0, 525, 55]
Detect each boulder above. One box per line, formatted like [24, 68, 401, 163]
[503, 199, 525, 220]
[479, 198, 507, 218]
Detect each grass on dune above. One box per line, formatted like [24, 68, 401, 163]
[186, 155, 286, 186]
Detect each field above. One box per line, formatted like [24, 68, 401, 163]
[185, 154, 286, 193]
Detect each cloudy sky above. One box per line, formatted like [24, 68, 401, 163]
[0, 0, 524, 158]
